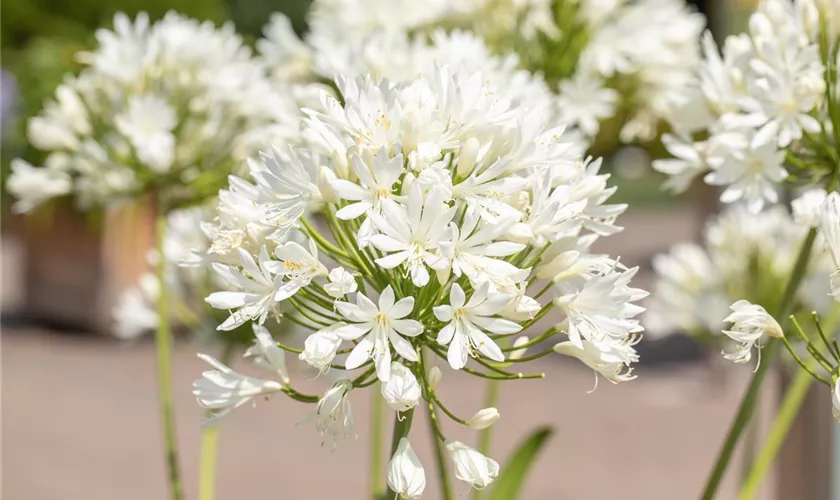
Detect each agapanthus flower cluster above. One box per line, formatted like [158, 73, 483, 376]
[256, 0, 703, 150]
[191, 68, 647, 495]
[7, 12, 300, 213]
[645, 197, 836, 351]
[654, 0, 840, 212]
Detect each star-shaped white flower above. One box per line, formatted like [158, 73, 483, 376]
[335, 286, 423, 381]
[205, 247, 283, 330]
[369, 183, 455, 286]
[433, 283, 521, 370]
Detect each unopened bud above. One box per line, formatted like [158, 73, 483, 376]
[456, 137, 480, 178]
[509, 336, 530, 360]
[467, 408, 500, 430]
[428, 366, 442, 391]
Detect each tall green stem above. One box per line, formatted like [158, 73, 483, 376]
[371, 384, 385, 499]
[155, 210, 183, 500]
[198, 343, 234, 500]
[700, 228, 817, 500]
[428, 407, 454, 500]
[386, 408, 415, 496]
[738, 367, 814, 500]
[473, 380, 500, 500]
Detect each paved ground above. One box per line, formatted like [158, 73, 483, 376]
[0, 209, 786, 499]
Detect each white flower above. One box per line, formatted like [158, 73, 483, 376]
[439, 206, 526, 285]
[324, 267, 358, 298]
[721, 300, 782, 364]
[311, 379, 355, 447]
[245, 324, 290, 384]
[820, 192, 840, 302]
[270, 238, 329, 301]
[446, 440, 499, 490]
[335, 286, 423, 381]
[652, 134, 708, 193]
[792, 188, 827, 228]
[467, 408, 500, 430]
[332, 153, 404, 219]
[369, 183, 455, 286]
[300, 324, 344, 374]
[555, 72, 618, 137]
[206, 247, 284, 330]
[387, 438, 426, 500]
[381, 362, 422, 412]
[434, 282, 521, 370]
[115, 94, 177, 172]
[704, 133, 786, 213]
[7, 158, 71, 213]
[192, 354, 284, 421]
[554, 339, 638, 384]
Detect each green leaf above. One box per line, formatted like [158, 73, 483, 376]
[488, 427, 554, 500]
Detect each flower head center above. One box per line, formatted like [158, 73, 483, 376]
[375, 312, 389, 327]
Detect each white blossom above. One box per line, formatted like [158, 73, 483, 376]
[192, 354, 284, 421]
[300, 324, 344, 374]
[311, 379, 355, 447]
[381, 362, 422, 412]
[446, 441, 499, 490]
[335, 286, 423, 381]
[721, 300, 782, 364]
[324, 267, 358, 298]
[388, 438, 426, 500]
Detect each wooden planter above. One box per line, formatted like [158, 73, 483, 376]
[20, 198, 155, 334]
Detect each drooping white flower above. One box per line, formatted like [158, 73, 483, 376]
[554, 339, 638, 384]
[387, 438, 426, 500]
[369, 183, 455, 286]
[300, 324, 345, 374]
[792, 188, 827, 228]
[434, 282, 520, 370]
[335, 286, 423, 381]
[467, 407, 500, 430]
[245, 324, 290, 384]
[311, 379, 356, 447]
[192, 354, 284, 421]
[381, 362, 422, 412]
[324, 267, 358, 298]
[720, 299, 782, 364]
[446, 440, 499, 490]
[205, 247, 284, 330]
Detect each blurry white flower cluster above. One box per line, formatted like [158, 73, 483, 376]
[257, 0, 703, 149]
[7, 12, 300, 213]
[645, 199, 836, 344]
[654, 0, 840, 212]
[191, 68, 647, 494]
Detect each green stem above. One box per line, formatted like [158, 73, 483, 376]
[371, 384, 385, 499]
[386, 408, 415, 496]
[428, 406, 454, 500]
[738, 367, 814, 500]
[155, 210, 183, 500]
[198, 344, 235, 500]
[700, 228, 817, 500]
[473, 379, 500, 500]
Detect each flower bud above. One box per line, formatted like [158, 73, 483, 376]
[331, 149, 349, 179]
[467, 408, 500, 430]
[456, 137, 480, 177]
[446, 440, 499, 489]
[324, 266, 357, 298]
[387, 438, 426, 499]
[509, 336, 530, 360]
[381, 362, 422, 412]
[299, 326, 343, 374]
[317, 166, 338, 203]
[428, 366, 442, 391]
